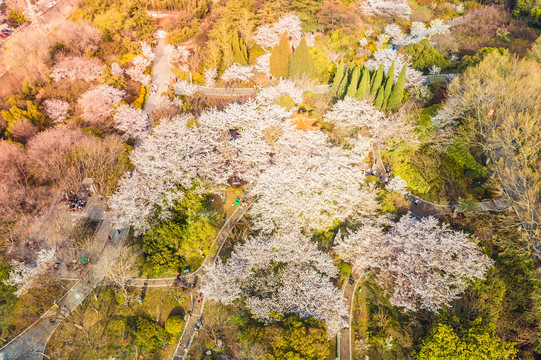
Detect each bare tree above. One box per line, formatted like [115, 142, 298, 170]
[93, 246, 140, 302]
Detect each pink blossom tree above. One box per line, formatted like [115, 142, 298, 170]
[164, 44, 190, 71]
[43, 99, 70, 123]
[78, 85, 126, 124]
[126, 55, 152, 86]
[111, 62, 124, 77]
[113, 105, 150, 139]
[50, 57, 103, 82]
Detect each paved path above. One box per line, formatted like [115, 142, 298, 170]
[0, 214, 128, 360]
[171, 195, 254, 360]
[175, 84, 331, 97]
[144, 37, 175, 115]
[337, 267, 363, 360]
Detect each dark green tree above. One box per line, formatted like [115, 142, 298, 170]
[387, 64, 406, 110]
[346, 66, 361, 97]
[136, 317, 169, 350]
[356, 66, 371, 97]
[381, 61, 395, 108]
[270, 33, 291, 79]
[288, 38, 315, 78]
[330, 60, 345, 95]
[374, 86, 385, 109]
[231, 31, 248, 65]
[337, 62, 355, 99]
[370, 64, 384, 95]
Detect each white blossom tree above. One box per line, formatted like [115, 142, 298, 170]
[345, 214, 493, 312]
[126, 55, 152, 86]
[254, 53, 271, 77]
[221, 63, 255, 83]
[256, 78, 304, 105]
[204, 68, 217, 87]
[5, 248, 56, 296]
[202, 232, 348, 337]
[43, 99, 70, 123]
[140, 41, 155, 61]
[385, 175, 408, 195]
[176, 80, 199, 96]
[78, 85, 126, 124]
[427, 19, 451, 36]
[361, 0, 411, 19]
[50, 57, 103, 82]
[164, 44, 190, 71]
[273, 13, 302, 39]
[113, 105, 150, 139]
[324, 97, 385, 128]
[383, 24, 406, 45]
[253, 24, 280, 49]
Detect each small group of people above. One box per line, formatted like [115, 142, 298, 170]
[64, 190, 87, 210]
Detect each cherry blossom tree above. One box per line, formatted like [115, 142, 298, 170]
[324, 97, 385, 128]
[361, 0, 411, 19]
[204, 68, 217, 87]
[110, 100, 290, 231]
[427, 19, 451, 36]
[78, 85, 126, 123]
[202, 232, 348, 337]
[111, 62, 124, 77]
[113, 105, 150, 139]
[43, 99, 70, 123]
[256, 78, 304, 105]
[365, 48, 424, 87]
[385, 175, 408, 195]
[164, 44, 190, 71]
[344, 214, 493, 312]
[50, 57, 102, 82]
[140, 41, 155, 61]
[176, 80, 199, 96]
[151, 95, 183, 120]
[221, 63, 255, 83]
[254, 53, 271, 77]
[126, 55, 151, 86]
[383, 24, 406, 45]
[273, 13, 302, 39]
[5, 248, 56, 296]
[249, 126, 380, 234]
[253, 24, 280, 49]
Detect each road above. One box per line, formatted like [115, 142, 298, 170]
[337, 267, 363, 360]
[0, 0, 82, 78]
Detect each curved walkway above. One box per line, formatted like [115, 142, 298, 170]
[171, 195, 255, 360]
[337, 267, 363, 360]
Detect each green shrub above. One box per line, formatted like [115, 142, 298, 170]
[166, 27, 196, 45]
[136, 317, 168, 350]
[339, 261, 353, 279]
[310, 47, 333, 83]
[275, 95, 295, 110]
[133, 85, 148, 109]
[165, 316, 184, 335]
[249, 45, 266, 64]
[403, 39, 449, 72]
[458, 47, 508, 72]
[7, 9, 28, 27]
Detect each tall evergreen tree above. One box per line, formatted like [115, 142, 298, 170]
[270, 33, 291, 79]
[370, 64, 384, 95]
[356, 67, 371, 98]
[374, 86, 385, 109]
[382, 61, 395, 108]
[232, 31, 248, 65]
[330, 61, 345, 95]
[346, 66, 361, 97]
[387, 64, 407, 110]
[337, 63, 355, 99]
[288, 38, 315, 78]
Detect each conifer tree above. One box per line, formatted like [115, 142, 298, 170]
[337, 63, 355, 99]
[374, 86, 385, 109]
[382, 61, 395, 108]
[387, 64, 407, 110]
[370, 64, 384, 95]
[232, 31, 248, 65]
[346, 66, 361, 97]
[288, 38, 315, 79]
[356, 66, 371, 98]
[330, 61, 345, 95]
[270, 33, 291, 79]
